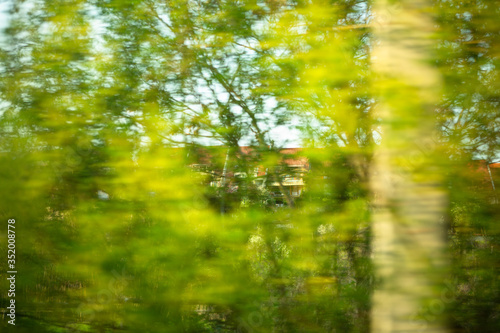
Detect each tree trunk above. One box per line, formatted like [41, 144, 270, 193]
[370, 0, 449, 332]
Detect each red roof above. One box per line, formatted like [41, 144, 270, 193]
[190, 146, 310, 176]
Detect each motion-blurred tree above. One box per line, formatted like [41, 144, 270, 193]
[435, 0, 500, 331]
[0, 0, 498, 333]
[0, 1, 372, 332]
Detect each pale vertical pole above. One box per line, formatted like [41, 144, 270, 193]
[370, 0, 449, 332]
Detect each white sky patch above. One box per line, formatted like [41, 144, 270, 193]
[0, 1, 11, 47]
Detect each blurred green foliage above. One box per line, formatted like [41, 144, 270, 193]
[0, 0, 498, 332]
